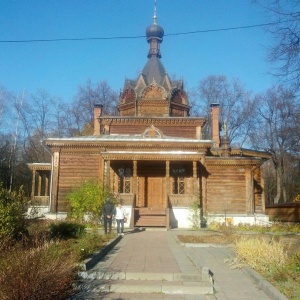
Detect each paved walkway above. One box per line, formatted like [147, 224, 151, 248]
[72, 228, 288, 300]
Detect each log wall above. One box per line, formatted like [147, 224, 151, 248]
[206, 167, 246, 213]
[57, 154, 102, 212]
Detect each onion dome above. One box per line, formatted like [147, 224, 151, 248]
[146, 6, 164, 59]
[146, 22, 164, 40]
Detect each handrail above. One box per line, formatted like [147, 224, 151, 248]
[129, 194, 136, 228]
[166, 207, 170, 229]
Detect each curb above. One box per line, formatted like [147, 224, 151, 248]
[242, 267, 289, 300]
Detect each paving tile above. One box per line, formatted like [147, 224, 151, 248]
[76, 229, 286, 300]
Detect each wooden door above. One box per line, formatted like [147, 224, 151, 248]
[147, 177, 163, 208]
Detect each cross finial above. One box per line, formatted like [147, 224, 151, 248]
[153, 0, 157, 24]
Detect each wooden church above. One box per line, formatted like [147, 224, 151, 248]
[28, 12, 270, 228]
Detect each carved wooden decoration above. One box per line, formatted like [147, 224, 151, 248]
[142, 124, 163, 138]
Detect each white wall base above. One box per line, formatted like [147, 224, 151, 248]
[169, 207, 270, 228]
[44, 212, 68, 220]
[26, 206, 49, 219]
[37, 206, 132, 228]
[170, 207, 193, 228]
[28, 205, 270, 228]
[206, 214, 271, 226]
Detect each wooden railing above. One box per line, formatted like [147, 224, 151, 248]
[118, 194, 135, 206]
[29, 196, 50, 206]
[168, 194, 194, 207]
[265, 202, 300, 222]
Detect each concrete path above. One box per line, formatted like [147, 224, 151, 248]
[71, 228, 288, 300]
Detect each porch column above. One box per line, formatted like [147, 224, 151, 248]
[201, 158, 207, 215]
[166, 160, 170, 207]
[109, 163, 114, 190]
[50, 150, 60, 213]
[245, 168, 254, 214]
[104, 160, 110, 187]
[260, 165, 265, 214]
[38, 172, 42, 196]
[193, 161, 198, 195]
[133, 160, 137, 205]
[45, 175, 49, 196]
[31, 169, 36, 199]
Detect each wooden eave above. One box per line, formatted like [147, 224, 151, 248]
[230, 148, 271, 159]
[209, 147, 271, 159]
[98, 116, 206, 127]
[27, 163, 52, 171]
[205, 156, 263, 167]
[43, 136, 213, 158]
[100, 152, 205, 161]
[44, 138, 212, 151]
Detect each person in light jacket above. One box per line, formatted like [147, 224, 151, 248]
[115, 202, 126, 236]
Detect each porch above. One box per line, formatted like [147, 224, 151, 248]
[120, 193, 196, 229]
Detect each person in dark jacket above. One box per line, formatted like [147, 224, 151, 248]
[102, 197, 115, 234]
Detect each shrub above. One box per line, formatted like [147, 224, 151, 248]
[188, 199, 201, 229]
[0, 220, 113, 300]
[0, 184, 27, 240]
[66, 181, 111, 224]
[0, 240, 77, 300]
[49, 221, 86, 239]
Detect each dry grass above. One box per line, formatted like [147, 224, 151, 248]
[178, 233, 237, 244]
[233, 237, 288, 272]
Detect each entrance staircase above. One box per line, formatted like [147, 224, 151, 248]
[134, 208, 167, 227]
[77, 270, 213, 297]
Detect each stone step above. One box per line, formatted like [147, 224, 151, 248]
[138, 208, 166, 215]
[79, 271, 211, 282]
[99, 280, 213, 294]
[77, 271, 214, 296]
[135, 215, 166, 227]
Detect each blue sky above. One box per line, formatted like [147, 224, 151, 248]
[0, 0, 275, 102]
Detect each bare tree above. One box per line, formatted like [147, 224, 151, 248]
[250, 85, 300, 203]
[0, 85, 11, 129]
[192, 75, 256, 147]
[254, 1, 300, 91]
[70, 79, 118, 135]
[16, 90, 58, 163]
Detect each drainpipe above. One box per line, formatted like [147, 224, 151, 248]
[41, 139, 53, 213]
